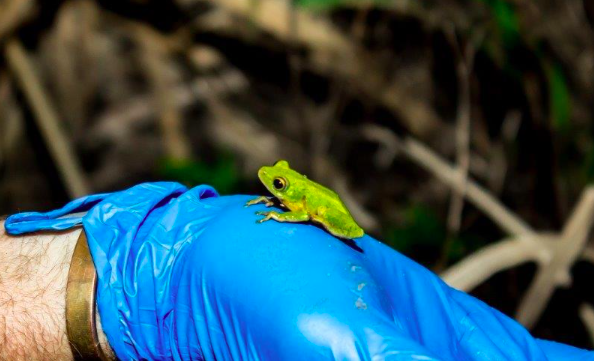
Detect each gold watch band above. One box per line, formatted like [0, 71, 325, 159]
[66, 231, 115, 361]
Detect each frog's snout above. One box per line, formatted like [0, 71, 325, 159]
[258, 167, 272, 183]
[257, 168, 267, 181]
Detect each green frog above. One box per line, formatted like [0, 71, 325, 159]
[245, 160, 364, 239]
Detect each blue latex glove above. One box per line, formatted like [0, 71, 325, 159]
[5, 182, 594, 361]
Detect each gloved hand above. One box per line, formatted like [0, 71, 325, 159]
[5, 182, 594, 361]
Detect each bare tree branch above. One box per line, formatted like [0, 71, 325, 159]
[445, 25, 474, 236]
[91, 70, 248, 144]
[362, 124, 594, 328]
[0, 0, 35, 43]
[362, 124, 535, 236]
[580, 303, 594, 346]
[135, 26, 191, 161]
[5, 39, 89, 198]
[202, 0, 442, 137]
[437, 25, 477, 270]
[516, 187, 594, 327]
[441, 235, 551, 291]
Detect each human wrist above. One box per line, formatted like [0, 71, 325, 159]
[0, 221, 115, 361]
[0, 220, 78, 360]
[96, 308, 116, 360]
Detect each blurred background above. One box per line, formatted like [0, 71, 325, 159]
[1, 0, 594, 349]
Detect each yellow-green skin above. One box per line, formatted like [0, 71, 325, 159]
[245, 160, 365, 239]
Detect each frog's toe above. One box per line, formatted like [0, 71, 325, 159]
[255, 211, 269, 216]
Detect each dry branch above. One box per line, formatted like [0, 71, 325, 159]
[91, 69, 248, 143]
[136, 27, 192, 161]
[580, 303, 594, 346]
[516, 187, 594, 327]
[441, 235, 551, 290]
[5, 39, 89, 198]
[439, 26, 476, 270]
[0, 73, 24, 168]
[202, 0, 442, 138]
[362, 123, 594, 329]
[582, 243, 594, 264]
[362, 124, 535, 236]
[0, 0, 35, 42]
[44, 0, 99, 134]
[446, 33, 472, 237]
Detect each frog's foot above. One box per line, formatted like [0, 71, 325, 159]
[245, 196, 275, 208]
[255, 211, 275, 223]
[255, 210, 309, 223]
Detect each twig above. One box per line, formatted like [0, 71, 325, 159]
[209, 0, 351, 56]
[362, 124, 535, 236]
[580, 303, 594, 346]
[515, 187, 594, 327]
[309, 89, 343, 179]
[486, 110, 521, 194]
[364, 124, 594, 328]
[0, 0, 35, 43]
[136, 27, 191, 161]
[202, 80, 284, 170]
[438, 26, 474, 270]
[91, 70, 248, 144]
[445, 25, 473, 235]
[441, 235, 551, 291]
[582, 243, 594, 264]
[202, 0, 441, 137]
[46, 1, 99, 136]
[0, 73, 24, 168]
[403, 136, 537, 235]
[5, 39, 89, 198]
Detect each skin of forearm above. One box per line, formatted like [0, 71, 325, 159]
[0, 220, 79, 361]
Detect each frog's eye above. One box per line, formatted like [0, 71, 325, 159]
[273, 177, 287, 190]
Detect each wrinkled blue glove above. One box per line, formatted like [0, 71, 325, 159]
[5, 182, 594, 361]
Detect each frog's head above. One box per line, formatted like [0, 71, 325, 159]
[258, 160, 306, 204]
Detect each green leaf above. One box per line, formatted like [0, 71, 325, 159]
[384, 204, 487, 263]
[296, 0, 390, 11]
[384, 205, 445, 252]
[544, 61, 572, 132]
[475, 0, 520, 48]
[158, 153, 240, 194]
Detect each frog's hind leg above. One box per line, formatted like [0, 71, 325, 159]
[245, 196, 275, 207]
[314, 207, 364, 240]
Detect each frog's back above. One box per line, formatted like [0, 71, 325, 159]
[305, 180, 348, 211]
[305, 181, 364, 239]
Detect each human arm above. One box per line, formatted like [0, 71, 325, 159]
[0, 219, 78, 361]
[0, 220, 114, 361]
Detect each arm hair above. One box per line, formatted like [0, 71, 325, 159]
[0, 219, 78, 361]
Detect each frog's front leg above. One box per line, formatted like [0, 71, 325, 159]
[245, 196, 275, 207]
[255, 210, 309, 223]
